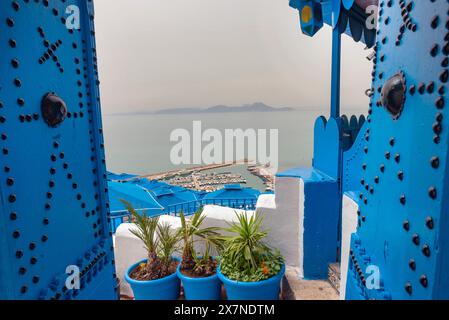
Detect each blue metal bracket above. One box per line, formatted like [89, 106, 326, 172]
[330, 28, 342, 119]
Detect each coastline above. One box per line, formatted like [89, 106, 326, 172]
[143, 160, 248, 180]
[247, 165, 275, 192]
[121, 161, 275, 192]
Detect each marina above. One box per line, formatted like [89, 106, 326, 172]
[156, 163, 274, 193]
[144, 161, 246, 181]
[165, 171, 247, 192]
[115, 161, 275, 193]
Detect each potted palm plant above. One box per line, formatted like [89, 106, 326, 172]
[217, 212, 285, 300]
[176, 208, 223, 300]
[123, 201, 181, 300]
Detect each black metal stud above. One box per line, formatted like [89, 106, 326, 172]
[6, 17, 14, 27]
[434, 135, 441, 144]
[419, 275, 429, 288]
[412, 233, 420, 245]
[41, 93, 68, 128]
[428, 187, 437, 199]
[436, 97, 445, 109]
[431, 16, 440, 29]
[409, 259, 416, 271]
[442, 57, 449, 67]
[422, 245, 431, 257]
[403, 220, 410, 231]
[9, 195, 16, 203]
[405, 282, 413, 295]
[381, 72, 406, 119]
[418, 83, 426, 94]
[425, 217, 434, 230]
[430, 157, 440, 169]
[440, 70, 448, 83]
[431, 44, 439, 57]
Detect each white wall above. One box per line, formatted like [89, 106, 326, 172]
[257, 177, 304, 276]
[340, 194, 359, 300]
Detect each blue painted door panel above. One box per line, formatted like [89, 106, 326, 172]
[346, 1, 449, 300]
[0, 0, 117, 300]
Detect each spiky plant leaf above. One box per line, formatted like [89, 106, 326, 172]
[179, 208, 223, 272]
[121, 199, 159, 255]
[220, 211, 284, 282]
[157, 222, 181, 268]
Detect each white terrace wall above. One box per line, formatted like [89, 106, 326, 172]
[257, 173, 339, 280]
[256, 178, 304, 275]
[340, 194, 359, 299]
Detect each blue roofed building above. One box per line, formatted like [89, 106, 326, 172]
[149, 185, 201, 215]
[132, 179, 203, 215]
[132, 179, 172, 191]
[107, 177, 262, 232]
[108, 181, 164, 232]
[107, 171, 139, 182]
[202, 184, 261, 210]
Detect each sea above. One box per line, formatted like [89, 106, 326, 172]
[102, 109, 364, 191]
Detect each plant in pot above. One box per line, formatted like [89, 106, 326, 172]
[123, 201, 181, 300]
[217, 212, 285, 300]
[176, 208, 223, 300]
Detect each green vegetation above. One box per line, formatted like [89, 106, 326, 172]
[122, 200, 180, 280]
[122, 200, 283, 282]
[179, 208, 223, 277]
[219, 212, 284, 282]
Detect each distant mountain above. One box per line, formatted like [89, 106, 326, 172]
[152, 102, 293, 115]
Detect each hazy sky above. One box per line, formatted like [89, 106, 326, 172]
[95, 0, 372, 114]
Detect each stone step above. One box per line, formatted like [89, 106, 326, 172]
[282, 266, 339, 300]
[328, 263, 341, 294]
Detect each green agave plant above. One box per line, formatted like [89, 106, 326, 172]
[220, 212, 283, 282]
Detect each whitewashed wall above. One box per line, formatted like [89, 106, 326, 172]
[257, 177, 304, 276]
[339, 194, 359, 300]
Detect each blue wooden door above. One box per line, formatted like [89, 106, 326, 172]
[0, 0, 117, 300]
[346, 1, 449, 300]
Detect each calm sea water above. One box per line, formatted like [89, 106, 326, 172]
[102, 110, 363, 190]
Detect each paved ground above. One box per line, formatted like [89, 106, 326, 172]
[282, 266, 339, 300]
